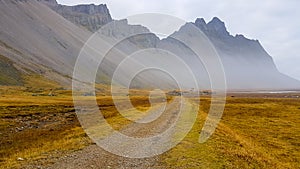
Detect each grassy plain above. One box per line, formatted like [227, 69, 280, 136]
[0, 84, 299, 168]
[163, 96, 300, 168]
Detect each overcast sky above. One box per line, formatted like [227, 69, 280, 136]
[57, 0, 300, 81]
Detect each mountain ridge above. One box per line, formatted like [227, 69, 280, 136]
[0, 0, 298, 90]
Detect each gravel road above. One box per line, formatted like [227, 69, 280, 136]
[46, 97, 192, 169]
[48, 144, 163, 169]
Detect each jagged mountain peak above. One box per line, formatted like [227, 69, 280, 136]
[210, 17, 223, 24]
[192, 17, 230, 37]
[195, 18, 206, 26]
[194, 18, 207, 31]
[207, 17, 230, 37]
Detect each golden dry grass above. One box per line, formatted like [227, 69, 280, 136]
[0, 86, 167, 168]
[163, 96, 300, 169]
[0, 84, 299, 168]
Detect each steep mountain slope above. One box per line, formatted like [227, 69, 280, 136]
[0, 0, 170, 88]
[0, 0, 91, 85]
[0, 54, 23, 85]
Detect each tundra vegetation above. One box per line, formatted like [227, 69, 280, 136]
[0, 76, 299, 168]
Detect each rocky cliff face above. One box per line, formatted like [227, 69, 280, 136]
[42, 0, 113, 32]
[195, 17, 230, 38]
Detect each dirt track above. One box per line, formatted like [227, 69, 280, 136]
[47, 145, 163, 169]
[44, 98, 191, 169]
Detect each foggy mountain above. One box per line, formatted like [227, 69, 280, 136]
[158, 17, 300, 90]
[0, 0, 299, 90]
